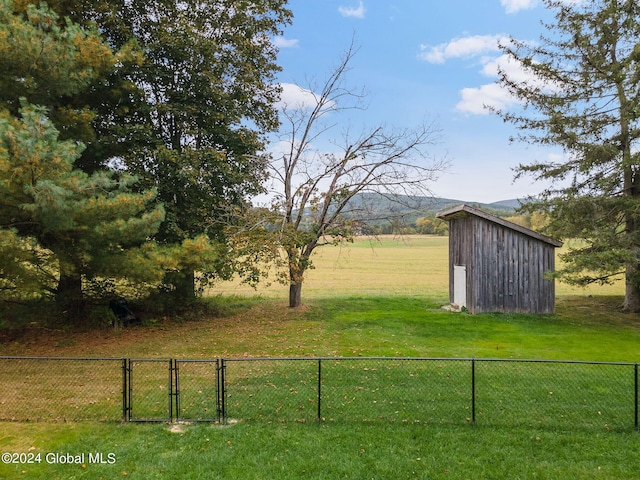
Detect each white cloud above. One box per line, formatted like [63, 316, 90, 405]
[456, 83, 517, 115]
[277, 83, 338, 113]
[501, 0, 538, 14]
[273, 36, 299, 48]
[481, 54, 533, 83]
[423, 33, 556, 115]
[456, 53, 539, 114]
[277, 83, 319, 110]
[338, 1, 366, 19]
[501, 0, 583, 14]
[457, 51, 561, 115]
[547, 153, 565, 163]
[418, 35, 509, 64]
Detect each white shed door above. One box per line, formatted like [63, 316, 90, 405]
[453, 265, 467, 309]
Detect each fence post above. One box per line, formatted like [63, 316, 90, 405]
[635, 363, 638, 432]
[121, 358, 129, 422]
[317, 359, 322, 423]
[173, 359, 180, 422]
[168, 359, 175, 422]
[128, 359, 133, 421]
[471, 359, 476, 426]
[220, 359, 226, 424]
[215, 359, 221, 423]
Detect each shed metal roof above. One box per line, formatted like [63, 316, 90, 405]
[436, 204, 563, 248]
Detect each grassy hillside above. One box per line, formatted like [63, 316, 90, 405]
[341, 193, 520, 217]
[294, 193, 520, 233]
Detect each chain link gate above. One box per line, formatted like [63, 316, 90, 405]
[174, 359, 221, 422]
[125, 359, 221, 422]
[125, 359, 174, 422]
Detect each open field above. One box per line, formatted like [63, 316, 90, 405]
[214, 235, 625, 300]
[1, 235, 640, 479]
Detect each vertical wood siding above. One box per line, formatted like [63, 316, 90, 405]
[447, 215, 556, 314]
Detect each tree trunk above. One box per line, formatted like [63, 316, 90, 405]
[165, 269, 196, 302]
[288, 253, 305, 308]
[56, 269, 84, 322]
[623, 259, 640, 312]
[289, 282, 303, 308]
[622, 163, 640, 312]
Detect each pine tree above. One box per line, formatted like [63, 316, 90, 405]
[0, 103, 165, 315]
[0, 2, 165, 319]
[494, 0, 640, 311]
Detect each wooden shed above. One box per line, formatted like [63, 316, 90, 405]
[436, 204, 563, 314]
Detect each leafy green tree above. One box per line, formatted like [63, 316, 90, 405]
[0, 2, 165, 317]
[415, 216, 448, 235]
[52, 0, 293, 300]
[0, 103, 165, 315]
[494, 0, 640, 311]
[0, 0, 139, 171]
[0, 1, 114, 108]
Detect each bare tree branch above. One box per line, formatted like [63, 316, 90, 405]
[264, 40, 448, 307]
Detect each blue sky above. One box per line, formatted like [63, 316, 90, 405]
[271, 0, 565, 203]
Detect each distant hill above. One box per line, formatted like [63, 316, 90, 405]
[340, 193, 521, 219]
[287, 193, 524, 234]
[485, 199, 523, 211]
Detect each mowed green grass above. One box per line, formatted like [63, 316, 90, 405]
[2, 421, 639, 480]
[211, 235, 636, 361]
[2, 235, 640, 480]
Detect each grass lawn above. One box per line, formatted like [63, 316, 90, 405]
[2, 421, 639, 479]
[1, 235, 640, 479]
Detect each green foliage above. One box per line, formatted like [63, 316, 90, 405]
[0, 0, 293, 312]
[87, 304, 117, 328]
[0, 103, 165, 309]
[0, 229, 42, 298]
[415, 215, 448, 235]
[83, 0, 292, 299]
[0, 0, 115, 110]
[0, 0, 128, 166]
[495, 0, 640, 310]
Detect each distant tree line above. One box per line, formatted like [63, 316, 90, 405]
[362, 211, 546, 236]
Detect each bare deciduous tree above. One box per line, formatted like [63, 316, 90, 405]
[268, 42, 448, 307]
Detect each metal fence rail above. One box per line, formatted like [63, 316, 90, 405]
[0, 356, 637, 431]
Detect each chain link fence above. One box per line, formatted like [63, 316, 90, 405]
[0, 357, 125, 422]
[474, 359, 635, 431]
[222, 358, 638, 431]
[0, 356, 637, 431]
